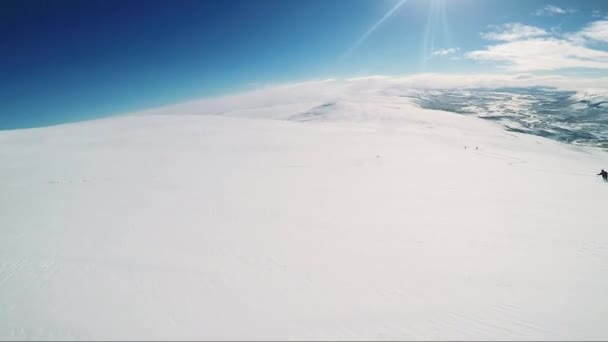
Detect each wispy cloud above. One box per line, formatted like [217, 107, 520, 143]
[468, 38, 608, 71]
[535, 4, 575, 16]
[431, 47, 459, 57]
[592, 10, 603, 18]
[481, 23, 548, 41]
[576, 20, 608, 42]
[468, 20, 608, 71]
[345, 73, 608, 91]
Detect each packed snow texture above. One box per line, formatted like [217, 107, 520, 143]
[1, 78, 608, 340]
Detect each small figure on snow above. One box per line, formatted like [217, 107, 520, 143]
[598, 169, 608, 181]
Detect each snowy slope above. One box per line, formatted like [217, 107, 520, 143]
[1, 82, 608, 340]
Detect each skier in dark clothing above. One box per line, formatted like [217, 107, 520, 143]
[598, 169, 608, 181]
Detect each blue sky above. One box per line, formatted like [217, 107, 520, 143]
[2, 0, 608, 129]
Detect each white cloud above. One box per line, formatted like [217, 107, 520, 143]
[536, 4, 575, 16]
[469, 20, 608, 71]
[481, 23, 548, 41]
[577, 20, 608, 42]
[294, 74, 608, 93]
[381, 73, 608, 91]
[468, 38, 608, 71]
[431, 48, 459, 57]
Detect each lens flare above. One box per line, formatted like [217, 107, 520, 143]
[420, 0, 451, 70]
[342, 0, 408, 58]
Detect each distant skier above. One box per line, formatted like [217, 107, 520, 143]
[598, 169, 608, 181]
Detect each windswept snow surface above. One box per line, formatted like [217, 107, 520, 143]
[2, 80, 608, 340]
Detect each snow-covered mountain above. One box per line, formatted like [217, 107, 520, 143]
[1, 78, 608, 340]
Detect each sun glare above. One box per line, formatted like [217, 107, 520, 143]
[420, 0, 451, 69]
[342, 0, 409, 59]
